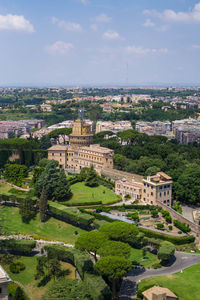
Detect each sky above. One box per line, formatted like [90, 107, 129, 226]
[0, 0, 200, 86]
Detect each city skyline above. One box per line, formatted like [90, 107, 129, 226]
[1, 0, 200, 86]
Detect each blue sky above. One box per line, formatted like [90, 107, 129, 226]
[0, 0, 200, 86]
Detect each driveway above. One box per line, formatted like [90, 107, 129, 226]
[119, 251, 200, 300]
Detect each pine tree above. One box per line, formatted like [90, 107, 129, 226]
[39, 188, 48, 222]
[85, 166, 99, 187]
[53, 169, 72, 202]
[14, 287, 26, 300]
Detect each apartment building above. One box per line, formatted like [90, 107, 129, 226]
[96, 121, 132, 134]
[136, 121, 171, 136]
[0, 265, 11, 300]
[115, 172, 172, 206]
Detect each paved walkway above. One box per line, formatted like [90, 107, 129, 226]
[14, 281, 34, 300]
[119, 251, 200, 300]
[181, 205, 195, 223]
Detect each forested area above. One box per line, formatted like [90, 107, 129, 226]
[94, 130, 200, 205]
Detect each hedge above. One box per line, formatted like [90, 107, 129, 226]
[139, 228, 195, 245]
[174, 220, 191, 233]
[0, 239, 36, 254]
[44, 245, 111, 300]
[48, 202, 95, 228]
[44, 245, 93, 278]
[65, 200, 102, 207]
[92, 219, 109, 229]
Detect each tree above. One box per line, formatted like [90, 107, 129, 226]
[53, 169, 72, 202]
[48, 258, 62, 281]
[32, 166, 45, 184]
[75, 231, 108, 262]
[4, 164, 28, 187]
[35, 257, 47, 280]
[157, 241, 175, 264]
[42, 278, 92, 300]
[13, 287, 26, 300]
[19, 197, 36, 223]
[85, 166, 99, 187]
[94, 256, 132, 299]
[36, 160, 59, 199]
[99, 221, 143, 246]
[98, 241, 131, 259]
[39, 188, 48, 222]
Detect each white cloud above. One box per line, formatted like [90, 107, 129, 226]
[46, 41, 73, 55]
[52, 17, 82, 32]
[192, 44, 200, 49]
[0, 14, 34, 32]
[125, 45, 169, 55]
[143, 19, 155, 27]
[144, 2, 200, 23]
[90, 23, 98, 31]
[103, 30, 122, 40]
[92, 13, 112, 23]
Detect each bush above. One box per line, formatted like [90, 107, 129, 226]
[165, 215, 172, 224]
[151, 210, 159, 218]
[10, 261, 26, 274]
[151, 262, 162, 269]
[0, 239, 36, 254]
[139, 228, 195, 245]
[84, 273, 112, 300]
[158, 241, 175, 263]
[49, 202, 95, 228]
[168, 225, 173, 231]
[156, 224, 164, 230]
[174, 220, 191, 233]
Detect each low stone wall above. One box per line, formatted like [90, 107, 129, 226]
[157, 201, 200, 235]
[101, 168, 143, 183]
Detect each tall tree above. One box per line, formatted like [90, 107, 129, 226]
[85, 166, 99, 187]
[75, 231, 108, 262]
[94, 256, 132, 299]
[13, 287, 26, 300]
[53, 169, 72, 202]
[98, 241, 131, 259]
[19, 197, 36, 223]
[39, 188, 48, 222]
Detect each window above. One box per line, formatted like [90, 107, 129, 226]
[144, 183, 146, 186]
[52, 153, 54, 156]
[167, 191, 169, 195]
[160, 192, 162, 197]
[159, 186, 162, 190]
[164, 192, 166, 196]
[144, 189, 146, 193]
[151, 192, 153, 196]
[0, 288, 2, 294]
[147, 184, 149, 187]
[60, 153, 62, 156]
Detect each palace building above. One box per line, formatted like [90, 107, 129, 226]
[48, 113, 114, 174]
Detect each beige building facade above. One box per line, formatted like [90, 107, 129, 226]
[115, 172, 172, 206]
[142, 286, 177, 300]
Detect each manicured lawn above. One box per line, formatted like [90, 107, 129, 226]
[4, 255, 75, 300]
[129, 248, 159, 268]
[0, 180, 12, 193]
[0, 206, 86, 244]
[65, 182, 119, 205]
[137, 263, 200, 300]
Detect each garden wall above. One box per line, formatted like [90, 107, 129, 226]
[157, 201, 200, 235]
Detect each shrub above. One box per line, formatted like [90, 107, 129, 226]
[151, 262, 162, 269]
[165, 215, 172, 224]
[156, 224, 164, 230]
[151, 210, 159, 218]
[158, 241, 175, 263]
[0, 239, 36, 254]
[139, 228, 195, 245]
[168, 225, 173, 231]
[10, 261, 26, 274]
[84, 273, 112, 300]
[174, 220, 191, 233]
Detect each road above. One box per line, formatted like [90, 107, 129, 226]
[119, 251, 200, 300]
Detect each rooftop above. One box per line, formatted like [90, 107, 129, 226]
[142, 286, 177, 300]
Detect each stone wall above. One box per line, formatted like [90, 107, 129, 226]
[157, 201, 200, 235]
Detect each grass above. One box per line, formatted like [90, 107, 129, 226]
[0, 180, 12, 193]
[4, 255, 75, 300]
[137, 263, 200, 300]
[129, 248, 159, 268]
[65, 182, 119, 205]
[0, 206, 86, 244]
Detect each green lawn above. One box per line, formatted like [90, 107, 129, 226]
[137, 263, 200, 300]
[0, 180, 12, 193]
[129, 248, 159, 268]
[0, 206, 86, 244]
[65, 182, 119, 205]
[3, 255, 75, 300]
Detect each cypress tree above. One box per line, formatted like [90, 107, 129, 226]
[39, 187, 48, 222]
[53, 169, 72, 202]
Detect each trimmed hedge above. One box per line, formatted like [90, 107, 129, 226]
[174, 220, 191, 233]
[139, 228, 195, 245]
[44, 244, 93, 278]
[0, 239, 36, 254]
[44, 245, 111, 300]
[92, 219, 109, 229]
[65, 200, 102, 207]
[48, 202, 95, 228]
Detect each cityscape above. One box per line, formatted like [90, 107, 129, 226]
[1, 1, 200, 300]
